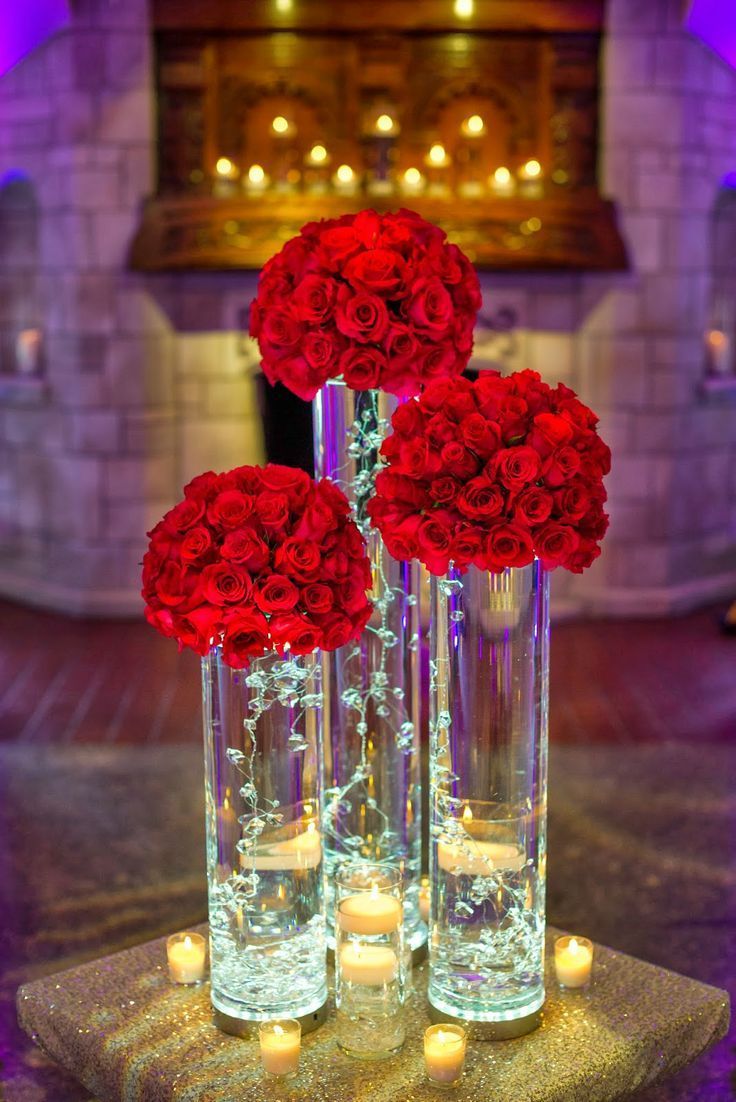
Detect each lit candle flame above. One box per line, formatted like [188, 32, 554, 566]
[494, 166, 511, 185]
[464, 114, 484, 134]
[184, 935, 192, 950]
[274, 1023, 285, 1035]
[462, 804, 473, 823]
[523, 159, 542, 178]
[336, 164, 354, 183]
[375, 113, 395, 133]
[428, 143, 447, 165]
[272, 115, 290, 134]
[569, 938, 579, 954]
[215, 157, 235, 177]
[248, 164, 265, 184]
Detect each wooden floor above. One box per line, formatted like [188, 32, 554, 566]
[0, 598, 733, 745]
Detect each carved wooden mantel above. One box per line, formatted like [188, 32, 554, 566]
[131, 0, 627, 272]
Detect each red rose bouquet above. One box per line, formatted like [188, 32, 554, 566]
[142, 464, 373, 668]
[367, 371, 610, 575]
[249, 208, 481, 401]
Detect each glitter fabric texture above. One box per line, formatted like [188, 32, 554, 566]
[17, 927, 728, 1102]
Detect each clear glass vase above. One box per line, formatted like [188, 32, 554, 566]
[313, 380, 423, 954]
[201, 646, 328, 1034]
[428, 562, 549, 1036]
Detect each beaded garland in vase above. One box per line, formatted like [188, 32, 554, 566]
[369, 371, 610, 1034]
[142, 463, 373, 1032]
[250, 208, 481, 953]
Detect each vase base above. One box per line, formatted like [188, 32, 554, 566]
[212, 999, 328, 1038]
[427, 998, 543, 1041]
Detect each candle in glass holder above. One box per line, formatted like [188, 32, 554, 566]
[490, 165, 515, 197]
[258, 1019, 301, 1077]
[400, 166, 425, 196]
[424, 1023, 467, 1086]
[555, 935, 593, 988]
[418, 876, 430, 923]
[339, 942, 398, 985]
[338, 882, 403, 935]
[244, 163, 269, 195]
[166, 932, 206, 984]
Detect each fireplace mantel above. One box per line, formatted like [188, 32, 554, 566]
[131, 0, 626, 272]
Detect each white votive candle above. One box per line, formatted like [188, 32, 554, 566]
[424, 1023, 467, 1086]
[555, 935, 593, 988]
[339, 942, 398, 985]
[419, 876, 430, 923]
[258, 1018, 301, 1077]
[338, 884, 402, 935]
[166, 932, 206, 984]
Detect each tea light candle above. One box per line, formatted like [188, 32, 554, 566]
[339, 942, 398, 985]
[166, 932, 206, 984]
[338, 883, 402, 935]
[419, 876, 430, 923]
[555, 935, 593, 988]
[258, 1018, 301, 1077]
[424, 1023, 467, 1086]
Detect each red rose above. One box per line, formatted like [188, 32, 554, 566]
[385, 323, 420, 367]
[259, 465, 311, 499]
[457, 478, 505, 520]
[399, 439, 439, 480]
[301, 582, 335, 615]
[274, 537, 322, 581]
[528, 412, 574, 456]
[292, 274, 337, 323]
[461, 413, 501, 459]
[383, 515, 421, 561]
[320, 612, 359, 651]
[303, 330, 342, 372]
[207, 490, 255, 530]
[407, 278, 454, 336]
[254, 573, 300, 615]
[259, 308, 302, 358]
[451, 526, 483, 568]
[200, 562, 252, 606]
[429, 476, 461, 506]
[534, 522, 580, 570]
[553, 482, 591, 522]
[419, 344, 460, 383]
[491, 446, 541, 490]
[514, 487, 553, 527]
[542, 446, 582, 487]
[340, 346, 386, 390]
[174, 606, 221, 657]
[180, 525, 213, 563]
[426, 412, 459, 448]
[391, 400, 424, 437]
[343, 247, 408, 297]
[417, 512, 454, 573]
[221, 608, 270, 667]
[335, 286, 389, 343]
[440, 441, 479, 480]
[269, 612, 321, 656]
[256, 490, 291, 533]
[220, 528, 270, 571]
[316, 224, 362, 269]
[155, 561, 198, 608]
[164, 496, 205, 535]
[484, 523, 534, 571]
[183, 471, 219, 500]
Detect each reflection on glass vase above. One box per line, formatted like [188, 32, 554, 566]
[428, 562, 549, 1037]
[313, 380, 424, 954]
[202, 646, 328, 1034]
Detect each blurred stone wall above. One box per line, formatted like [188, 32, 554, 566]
[0, 0, 734, 616]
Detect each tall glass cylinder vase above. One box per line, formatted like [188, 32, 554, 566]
[202, 646, 327, 1035]
[313, 380, 423, 953]
[428, 562, 549, 1037]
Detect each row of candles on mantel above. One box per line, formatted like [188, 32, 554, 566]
[211, 112, 546, 200]
[166, 921, 593, 1086]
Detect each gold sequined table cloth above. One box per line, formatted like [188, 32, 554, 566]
[16, 926, 728, 1102]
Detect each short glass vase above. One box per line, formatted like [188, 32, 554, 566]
[335, 861, 407, 1059]
[202, 646, 327, 1034]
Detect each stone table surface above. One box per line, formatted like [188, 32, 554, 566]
[1, 742, 735, 1101]
[15, 924, 729, 1102]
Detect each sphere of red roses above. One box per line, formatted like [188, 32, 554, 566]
[250, 209, 482, 401]
[142, 463, 374, 667]
[367, 371, 610, 576]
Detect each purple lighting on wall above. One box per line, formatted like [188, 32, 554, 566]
[685, 0, 736, 70]
[0, 0, 70, 78]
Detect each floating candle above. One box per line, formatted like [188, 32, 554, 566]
[418, 876, 430, 923]
[437, 836, 525, 876]
[555, 935, 593, 988]
[166, 932, 206, 984]
[338, 882, 403, 935]
[241, 822, 322, 871]
[339, 942, 398, 985]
